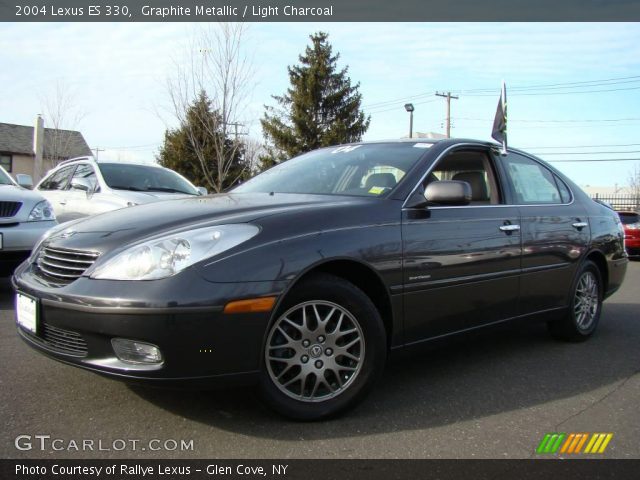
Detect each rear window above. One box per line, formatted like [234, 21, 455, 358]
[619, 212, 640, 224]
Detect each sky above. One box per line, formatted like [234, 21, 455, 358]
[1, 22, 640, 189]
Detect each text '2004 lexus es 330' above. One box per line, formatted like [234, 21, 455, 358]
[13, 139, 627, 420]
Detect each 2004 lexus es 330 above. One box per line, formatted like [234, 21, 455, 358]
[13, 139, 627, 420]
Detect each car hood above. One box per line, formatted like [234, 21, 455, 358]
[0, 184, 45, 204]
[46, 192, 364, 254]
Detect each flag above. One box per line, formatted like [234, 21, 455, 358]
[492, 82, 507, 155]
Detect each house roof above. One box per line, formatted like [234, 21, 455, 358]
[0, 122, 92, 159]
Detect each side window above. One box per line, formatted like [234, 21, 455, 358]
[425, 150, 501, 205]
[39, 165, 76, 191]
[502, 153, 562, 205]
[70, 164, 99, 192]
[554, 175, 572, 204]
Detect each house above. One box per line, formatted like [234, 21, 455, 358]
[0, 116, 92, 182]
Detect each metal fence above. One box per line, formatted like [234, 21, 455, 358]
[591, 193, 640, 211]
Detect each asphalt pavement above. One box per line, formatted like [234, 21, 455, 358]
[1, 263, 638, 459]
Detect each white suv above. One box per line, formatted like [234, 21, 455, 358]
[36, 157, 206, 223]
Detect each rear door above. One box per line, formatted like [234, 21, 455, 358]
[497, 152, 590, 314]
[402, 147, 522, 343]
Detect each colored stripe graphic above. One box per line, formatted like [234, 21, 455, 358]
[585, 433, 614, 454]
[536, 433, 566, 454]
[538, 433, 613, 454]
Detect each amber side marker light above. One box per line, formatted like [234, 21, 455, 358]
[223, 296, 277, 314]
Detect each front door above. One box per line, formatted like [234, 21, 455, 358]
[402, 148, 521, 344]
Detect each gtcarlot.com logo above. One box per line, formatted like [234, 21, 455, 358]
[14, 435, 194, 452]
[536, 432, 613, 455]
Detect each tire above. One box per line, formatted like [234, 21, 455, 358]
[547, 260, 603, 342]
[259, 273, 387, 420]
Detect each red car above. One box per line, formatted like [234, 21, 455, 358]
[619, 211, 640, 256]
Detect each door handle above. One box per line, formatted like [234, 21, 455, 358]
[499, 224, 520, 232]
[59, 200, 67, 206]
[572, 222, 588, 229]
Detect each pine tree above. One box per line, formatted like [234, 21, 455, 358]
[157, 92, 247, 192]
[260, 32, 370, 165]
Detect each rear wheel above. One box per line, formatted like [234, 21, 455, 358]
[548, 260, 603, 342]
[259, 274, 386, 420]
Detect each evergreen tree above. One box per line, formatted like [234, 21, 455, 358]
[260, 32, 370, 165]
[157, 92, 247, 192]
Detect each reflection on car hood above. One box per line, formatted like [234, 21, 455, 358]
[0, 184, 46, 204]
[46, 193, 363, 254]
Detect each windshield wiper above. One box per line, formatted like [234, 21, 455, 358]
[110, 185, 145, 191]
[143, 187, 193, 194]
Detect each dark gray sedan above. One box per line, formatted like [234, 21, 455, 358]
[12, 139, 627, 420]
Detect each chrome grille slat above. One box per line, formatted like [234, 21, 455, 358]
[40, 258, 89, 272]
[0, 201, 21, 217]
[35, 246, 99, 285]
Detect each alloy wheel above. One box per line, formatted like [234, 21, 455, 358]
[266, 301, 365, 403]
[574, 271, 599, 330]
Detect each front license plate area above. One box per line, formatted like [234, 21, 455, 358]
[16, 293, 38, 334]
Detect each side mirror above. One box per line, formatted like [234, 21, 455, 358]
[197, 187, 208, 196]
[16, 174, 33, 189]
[424, 180, 472, 206]
[70, 177, 91, 192]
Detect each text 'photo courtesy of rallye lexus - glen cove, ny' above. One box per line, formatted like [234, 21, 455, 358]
[12, 110, 628, 420]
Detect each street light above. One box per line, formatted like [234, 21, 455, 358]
[404, 103, 415, 139]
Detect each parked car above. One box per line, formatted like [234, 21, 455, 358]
[618, 210, 640, 257]
[35, 157, 207, 222]
[13, 139, 627, 419]
[0, 166, 56, 276]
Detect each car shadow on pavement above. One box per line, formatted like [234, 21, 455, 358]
[129, 302, 640, 440]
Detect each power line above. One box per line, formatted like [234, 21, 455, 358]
[525, 143, 640, 149]
[545, 158, 640, 163]
[533, 150, 640, 155]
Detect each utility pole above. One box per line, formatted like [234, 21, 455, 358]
[435, 92, 459, 138]
[224, 122, 246, 143]
[92, 147, 105, 160]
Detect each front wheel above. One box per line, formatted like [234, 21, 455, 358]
[548, 260, 603, 342]
[259, 274, 386, 420]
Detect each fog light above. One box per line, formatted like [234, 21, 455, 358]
[111, 338, 163, 364]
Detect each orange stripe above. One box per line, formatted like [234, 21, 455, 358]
[560, 434, 576, 453]
[574, 434, 589, 453]
[567, 434, 581, 453]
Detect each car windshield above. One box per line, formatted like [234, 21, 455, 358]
[98, 163, 199, 195]
[619, 212, 640, 224]
[233, 143, 431, 197]
[0, 168, 14, 185]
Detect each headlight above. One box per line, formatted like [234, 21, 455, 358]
[91, 224, 259, 280]
[28, 200, 56, 221]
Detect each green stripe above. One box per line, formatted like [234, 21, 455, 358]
[550, 433, 566, 453]
[537, 434, 553, 454]
[544, 434, 559, 453]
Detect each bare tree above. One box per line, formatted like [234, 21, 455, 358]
[166, 23, 255, 193]
[40, 81, 87, 171]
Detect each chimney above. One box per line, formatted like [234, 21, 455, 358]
[33, 114, 44, 182]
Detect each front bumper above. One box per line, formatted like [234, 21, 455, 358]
[0, 220, 56, 275]
[12, 261, 286, 387]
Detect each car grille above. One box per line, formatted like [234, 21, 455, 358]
[36, 246, 99, 284]
[0, 201, 22, 217]
[40, 323, 88, 357]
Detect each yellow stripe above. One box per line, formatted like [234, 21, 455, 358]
[560, 434, 575, 453]
[597, 434, 613, 453]
[568, 434, 582, 453]
[574, 434, 589, 454]
[584, 434, 599, 453]
[590, 434, 606, 453]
